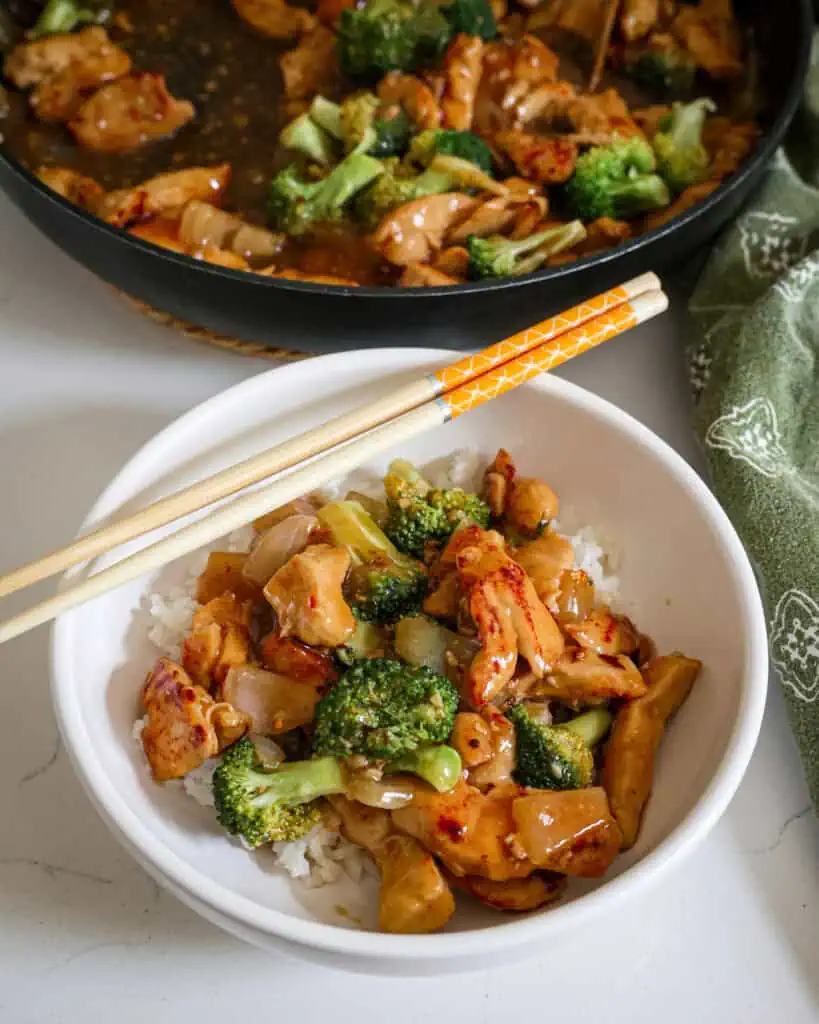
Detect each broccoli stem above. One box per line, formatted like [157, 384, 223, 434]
[279, 112, 337, 166]
[28, 0, 97, 37]
[318, 153, 386, 211]
[387, 745, 463, 792]
[609, 174, 671, 217]
[510, 221, 587, 275]
[666, 99, 714, 152]
[310, 96, 344, 140]
[561, 709, 613, 748]
[318, 499, 407, 565]
[251, 756, 345, 809]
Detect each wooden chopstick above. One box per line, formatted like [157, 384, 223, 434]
[0, 272, 659, 601]
[0, 287, 667, 645]
[589, 0, 621, 92]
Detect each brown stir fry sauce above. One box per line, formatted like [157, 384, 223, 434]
[0, 0, 761, 286]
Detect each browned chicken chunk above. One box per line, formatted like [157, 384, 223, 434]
[495, 131, 578, 185]
[602, 653, 701, 847]
[195, 551, 264, 605]
[264, 543, 356, 647]
[620, 0, 660, 42]
[260, 630, 339, 686]
[440, 34, 483, 131]
[182, 593, 254, 690]
[482, 447, 516, 518]
[671, 0, 743, 79]
[141, 658, 249, 781]
[279, 25, 340, 99]
[232, 0, 316, 38]
[98, 165, 231, 228]
[565, 606, 640, 657]
[373, 193, 478, 266]
[69, 73, 195, 152]
[36, 166, 104, 209]
[454, 872, 566, 912]
[537, 648, 647, 703]
[377, 72, 442, 130]
[506, 476, 559, 536]
[512, 531, 575, 609]
[455, 528, 564, 705]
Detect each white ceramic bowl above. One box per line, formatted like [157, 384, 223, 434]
[51, 348, 768, 975]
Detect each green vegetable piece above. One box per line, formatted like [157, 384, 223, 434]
[565, 136, 671, 221]
[383, 458, 490, 557]
[313, 658, 459, 759]
[440, 0, 497, 41]
[28, 0, 101, 38]
[309, 95, 345, 140]
[279, 112, 338, 166]
[213, 737, 344, 847]
[408, 128, 494, 175]
[508, 705, 613, 791]
[626, 47, 697, 101]
[387, 744, 462, 792]
[336, 619, 385, 666]
[337, 0, 451, 82]
[267, 152, 384, 234]
[466, 220, 586, 280]
[317, 499, 428, 623]
[653, 97, 716, 194]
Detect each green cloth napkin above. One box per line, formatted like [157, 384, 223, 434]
[685, 37, 819, 810]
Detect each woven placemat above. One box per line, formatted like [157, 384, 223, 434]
[124, 295, 311, 362]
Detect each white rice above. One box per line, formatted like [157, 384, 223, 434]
[136, 454, 621, 889]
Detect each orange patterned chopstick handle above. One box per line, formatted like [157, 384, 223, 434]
[432, 273, 657, 394]
[441, 292, 665, 419]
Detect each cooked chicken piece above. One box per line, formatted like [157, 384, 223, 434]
[128, 219, 188, 254]
[373, 193, 478, 267]
[633, 104, 672, 139]
[525, 0, 604, 40]
[511, 787, 622, 876]
[513, 80, 576, 127]
[399, 264, 461, 287]
[377, 72, 441, 130]
[447, 196, 517, 243]
[26, 32, 131, 121]
[196, 551, 264, 605]
[644, 180, 719, 230]
[431, 245, 470, 277]
[451, 711, 494, 768]
[141, 658, 250, 781]
[36, 165, 103, 209]
[482, 447, 516, 517]
[260, 630, 339, 686]
[512, 530, 575, 609]
[510, 34, 560, 84]
[222, 664, 325, 734]
[182, 594, 254, 690]
[536, 648, 647, 702]
[69, 73, 195, 152]
[264, 543, 356, 647]
[253, 497, 322, 534]
[554, 568, 596, 624]
[440, 34, 483, 131]
[474, 36, 559, 134]
[672, 0, 742, 79]
[179, 201, 283, 261]
[232, 0, 315, 38]
[259, 268, 360, 286]
[4, 26, 116, 88]
[568, 89, 643, 139]
[573, 216, 632, 256]
[620, 0, 659, 42]
[279, 25, 340, 99]
[495, 131, 577, 185]
[506, 477, 559, 535]
[456, 528, 564, 705]
[455, 872, 566, 911]
[490, 0, 508, 19]
[509, 200, 549, 240]
[422, 569, 462, 619]
[316, 0, 356, 25]
[99, 165, 231, 228]
[565, 607, 639, 657]
[466, 707, 516, 790]
[603, 654, 702, 847]
[703, 118, 759, 178]
[329, 797, 455, 933]
[392, 779, 533, 881]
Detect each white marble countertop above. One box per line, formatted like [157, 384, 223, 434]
[0, 192, 816, 1022]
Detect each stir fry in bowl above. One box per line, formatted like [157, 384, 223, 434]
[135, 449, 701, 933]
[0, 0, 759, 287]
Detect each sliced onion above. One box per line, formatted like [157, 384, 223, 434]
[222, 664, 321, 734]
[242, 514, 318, 585]
[394, 615, 479, 676]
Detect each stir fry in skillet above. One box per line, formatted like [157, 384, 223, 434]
[136, 450, 701, 933]
[0, 0, 760, 285]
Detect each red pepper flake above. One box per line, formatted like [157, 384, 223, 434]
[308, 595, 317, 609]
[437, 815, 466, 842]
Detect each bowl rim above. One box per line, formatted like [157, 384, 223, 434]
[50, 348, 769, 960]
[0, 0, 812, 301]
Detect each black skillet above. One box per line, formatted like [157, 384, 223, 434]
[0, 0, 812, 351]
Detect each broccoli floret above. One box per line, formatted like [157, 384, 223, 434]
[279, 112, 338, 166]
[408, 129, 494, 175]
[267, 152, 384, 235]
[339, 91, 414, 157]
[565, 136, 671, 221]
[508, 705, 613, 790]
[383, 458, 490, 558]
[466, 220, 586, 280]
[317, 500, 428, 623]
[440, 0, 497, 41]
[337, 0, 451, 81]
[387, 744, 462, 792]
[28, 0, 101, 38]
[353, 159, 452, 225]
[312, 658, 459, 759]
[626, 47, 697, 101]
[653, 98, 716, 194]
[213, 737, 344, 847]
